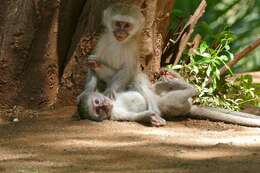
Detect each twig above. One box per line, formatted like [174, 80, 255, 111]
[173, 0, 207, 65]
[220, 38, 260, 76]
[161, 21, 185, 66]
[188, 34, 202, 55]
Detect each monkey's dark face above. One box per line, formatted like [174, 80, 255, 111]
[89, 94, 113, 122]
[112, 20, 133, 42]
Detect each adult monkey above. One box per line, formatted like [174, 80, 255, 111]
[77, 3, 162, 120]
[80, 72, 260, 127]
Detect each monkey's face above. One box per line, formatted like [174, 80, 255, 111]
[88, 93, 113, 122]
[112, 20, 133, 42]
[103, 3, 145, 43]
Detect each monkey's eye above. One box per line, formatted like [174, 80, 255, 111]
[115, 21, 122, 28]
[124, 23, 130, 28]
[94, 99, 100, 105]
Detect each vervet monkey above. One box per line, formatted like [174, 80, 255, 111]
[79, 73, 260, 127]
[78, 3, 162, 118]
[78, 90, 166, 127]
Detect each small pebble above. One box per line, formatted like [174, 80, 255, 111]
[13, 118, 19, 122]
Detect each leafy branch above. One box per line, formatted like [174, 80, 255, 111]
[166, 31, 259, 111]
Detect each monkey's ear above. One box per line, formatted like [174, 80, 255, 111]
[103, 7, 113, 31]
[139, 14, 145, 30]
[129, 13, 145, 36]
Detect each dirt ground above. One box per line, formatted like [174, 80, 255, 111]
[0, 107, 260, 173]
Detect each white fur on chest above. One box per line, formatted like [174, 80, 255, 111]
[95, 33, 138, 69]
[114, 91, 147, 112]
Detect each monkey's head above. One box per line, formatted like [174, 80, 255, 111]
[103, 3, 145, 43]
[82, 92, 113, 122]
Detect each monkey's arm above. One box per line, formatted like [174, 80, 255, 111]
[77, 69, 98, 104]
[104, 63, 136, 98]
[111, 109, 151, 121]
[94, 63, 117, 80]
[111, 109, 166, 127]
[85, 69, 98, 93]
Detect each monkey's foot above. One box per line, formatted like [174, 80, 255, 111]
[149, 113, 166, 127]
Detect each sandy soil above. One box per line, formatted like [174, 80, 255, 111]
[0, 106, 260, 173]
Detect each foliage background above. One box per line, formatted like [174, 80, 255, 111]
[171, 0, 260, 72]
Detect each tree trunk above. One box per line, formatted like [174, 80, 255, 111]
[134, 0, 175, 79]
[0, 0, 60, 108]
[0, 0, 175, 109]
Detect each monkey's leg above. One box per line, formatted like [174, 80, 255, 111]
[133, 73, 161, 115]
[157, 90, 193, 117]
[190, 106, 260, 127]
[154, 79, 197, 96]
[154, 79, 197, 117]
[77, 69, 98, 103]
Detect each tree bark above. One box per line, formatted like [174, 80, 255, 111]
[137, 0, 175, 79]
[0, 0, 175, 108]
[0, 0, 60, 108]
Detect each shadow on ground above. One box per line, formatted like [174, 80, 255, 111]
[0, 106, 260, 173]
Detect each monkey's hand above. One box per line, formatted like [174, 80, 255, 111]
[149, 113, 166, 127]
[87, 56, 101, 69]
[104, 88, 116, 100]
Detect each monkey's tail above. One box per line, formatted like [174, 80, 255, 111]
[190, 105, 260, 127]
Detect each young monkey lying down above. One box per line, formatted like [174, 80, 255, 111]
[78, 76, 260, 127]
[78, 77, 197, 126]
[81, 90, 167, 127]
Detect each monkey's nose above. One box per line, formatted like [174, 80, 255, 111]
[114, 31, 128, 41]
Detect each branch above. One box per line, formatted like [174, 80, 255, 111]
[220, 38, 260, 76]
[173, 0, 207, 65]
[188, 34, 202, 55]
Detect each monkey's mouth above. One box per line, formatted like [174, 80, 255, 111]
[114, 31, 128, 42]
[95, 106, 112, 120]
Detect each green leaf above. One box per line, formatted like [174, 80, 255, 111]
[228, 52, 234, 60]
[166, 64, 173, 70]
[199, 42, 208, 53]
[219, 55, 229, 61]
[201, 52, 211, 58]
[206, 65, 212, 77]
[193, 65, 199, 74]
[215, 68, 220, 80]
[172, 65, 183, 70]
[224, 44, 230, 51]
[173, 9, 185, 18]
[193, 56, 211, 63]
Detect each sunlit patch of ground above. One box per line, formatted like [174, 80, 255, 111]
[0, 106, 260, 173]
